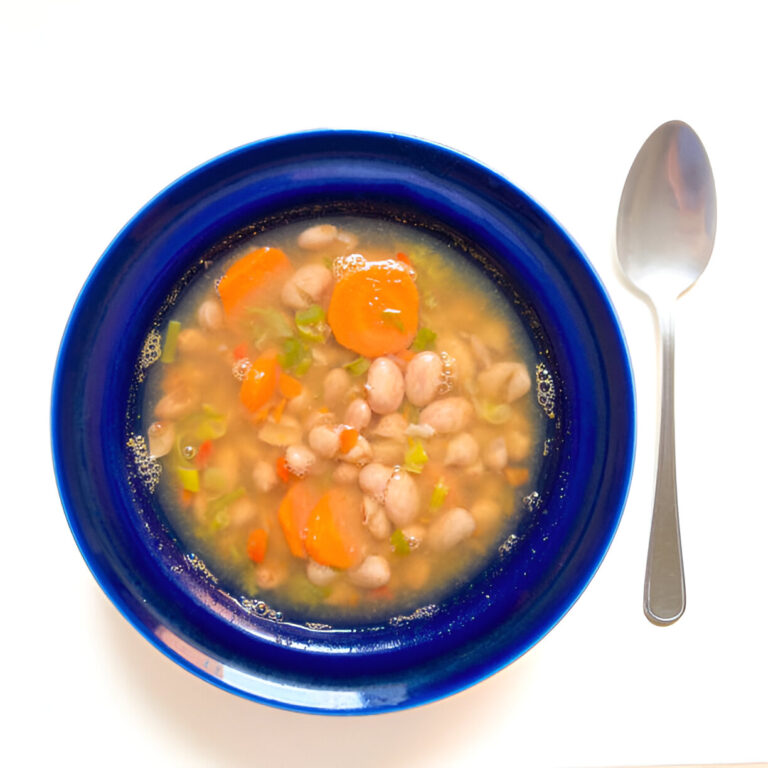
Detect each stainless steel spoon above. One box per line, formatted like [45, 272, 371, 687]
[616, 120, 716, 625]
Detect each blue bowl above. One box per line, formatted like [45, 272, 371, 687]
[52, 131, 634, 714]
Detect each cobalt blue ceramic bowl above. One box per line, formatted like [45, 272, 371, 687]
[52, 131, 635, 714]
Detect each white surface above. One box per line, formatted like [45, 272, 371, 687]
[2, 1, 767, 766]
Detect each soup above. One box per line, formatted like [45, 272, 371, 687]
[141, 218, 543, 620]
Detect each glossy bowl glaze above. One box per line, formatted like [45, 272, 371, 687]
[52, 131, 634, 714]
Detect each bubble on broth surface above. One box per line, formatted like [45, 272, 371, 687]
[498, 532, 519, 556]
[388, 604, 439, 627]
[136, 329, 162, 382]
[232, 358, 252, 381]
[239, 598, 283, 622]
[127, 434, 161, 492]
[535, 362, 555, 419]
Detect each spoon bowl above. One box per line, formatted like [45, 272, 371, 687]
[617, 120, 716, 625]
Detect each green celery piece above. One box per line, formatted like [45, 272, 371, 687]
[430, 477, 449, 509]
[390, 529, 411, 556]
[161, 320, 182, 363]
[207, 487, 245, 517]
[295, 304, 325, 326]
[249, 308, 293, 339]
[196, 416, 227, 441]
[177, 466, 200, 493]
[343, 357, 371, 377]
[296, 324, 327, 344]
[411, 327, 437, 351]
[403, 438, 428, 474]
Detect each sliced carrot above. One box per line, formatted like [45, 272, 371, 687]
[276, 456, 291, 484]
[338, 427, 359, 454]
[318, 406, 330, 414]
[232, 342, 248, 360]
[272, 397, 287, 424]
[278, 372, 303, 400]
[195, 439, 213, 468]
[240, 352, 278, 412]
[305, 487, 366, 570]
[278, 481, 321, 558]
[504, 467, 530, 487]
[218, 247, 292, 316]
[246, 529, 268, 563]
[328, 260, 419, 357]
[395, 251, 412, 266]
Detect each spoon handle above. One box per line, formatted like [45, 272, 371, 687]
[644, 306, 686, 624]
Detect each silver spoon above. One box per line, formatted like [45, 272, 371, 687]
[616, 120, 716, 625]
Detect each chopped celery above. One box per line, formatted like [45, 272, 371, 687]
[343, 356, 371, 377]
[202, 403, 224, 418]
[477, 399, 513, 425]
[202, 467, 228, 494]
[403, 438, 429, 474]
[207, 487, 245, 517]
[177, 466, 200, 493]
[390, 529, 411, 556]
[381, 308, 405, 333]
[296, 324, 328, 343]
[249, 307, 293, 339]
[411, 327, 437, 351]
[161, 320, 181, 363]
[295, 304, 325, 326]
[209, 508, 230, 533]
[283, 573, 331, 602]
[278, 337, 313, 376]
[430, 477, 449, 509]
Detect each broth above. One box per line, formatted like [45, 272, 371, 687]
[141, 217, 544, 621]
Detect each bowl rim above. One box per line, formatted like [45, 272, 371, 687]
[51, 129, 636, 714]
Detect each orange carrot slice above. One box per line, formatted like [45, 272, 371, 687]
[246, 529, 268, 563]
[305, 487, 366, 569]
[328, 260, 418, 357]
[278, 481, 321, 558]
[218, 247, 292, 316]
[240, 352, 278, 412]
[276, 456, 291, 483]
[338, 427, 359, 454]
[278, 372, 303, 400]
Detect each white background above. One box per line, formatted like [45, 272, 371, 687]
[2, 2, 766, 766]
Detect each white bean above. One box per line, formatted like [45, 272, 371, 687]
[229, 497, 258, 526]
[258, 415, 303, 447]
[308, 424, 341, 459]
[255, 564, 287, 590]
[154, 389, 196, 420]
[304, 409, 335, 432]
[332, 462, 359, 484]
[358, 462, 394, 501]
[444, 432, 480, 467]
[344, 398, 372, 431]
[427, 507, 476, 551]
[285, 444, 316, 477]
[477, 362, 532, 403]
[280, 263, 333, 310]
[366, 357, 405, 414]
[252, 459, 278, 493]
[384, 469, 419, 526]
[147, 421, 174, 458]
[484, 436, 508, 471]
[196, 299, 224, 331]
[323, 368, 352, 409]
[306, 559, 337, 587]
[405, 351, 443, 407]
[404, 422, 436, 440]
[363, 496, 391, 540]
[339, 434, 372, 466]
[468, 334, 493, 369]
[176, 328, 208, 355]
[348, 555, 391, 589]
[418, 397, 473, 434]
[372, 413, 408, 442]
[297, 223, 338, 251]
[337, 230, 358, 251]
